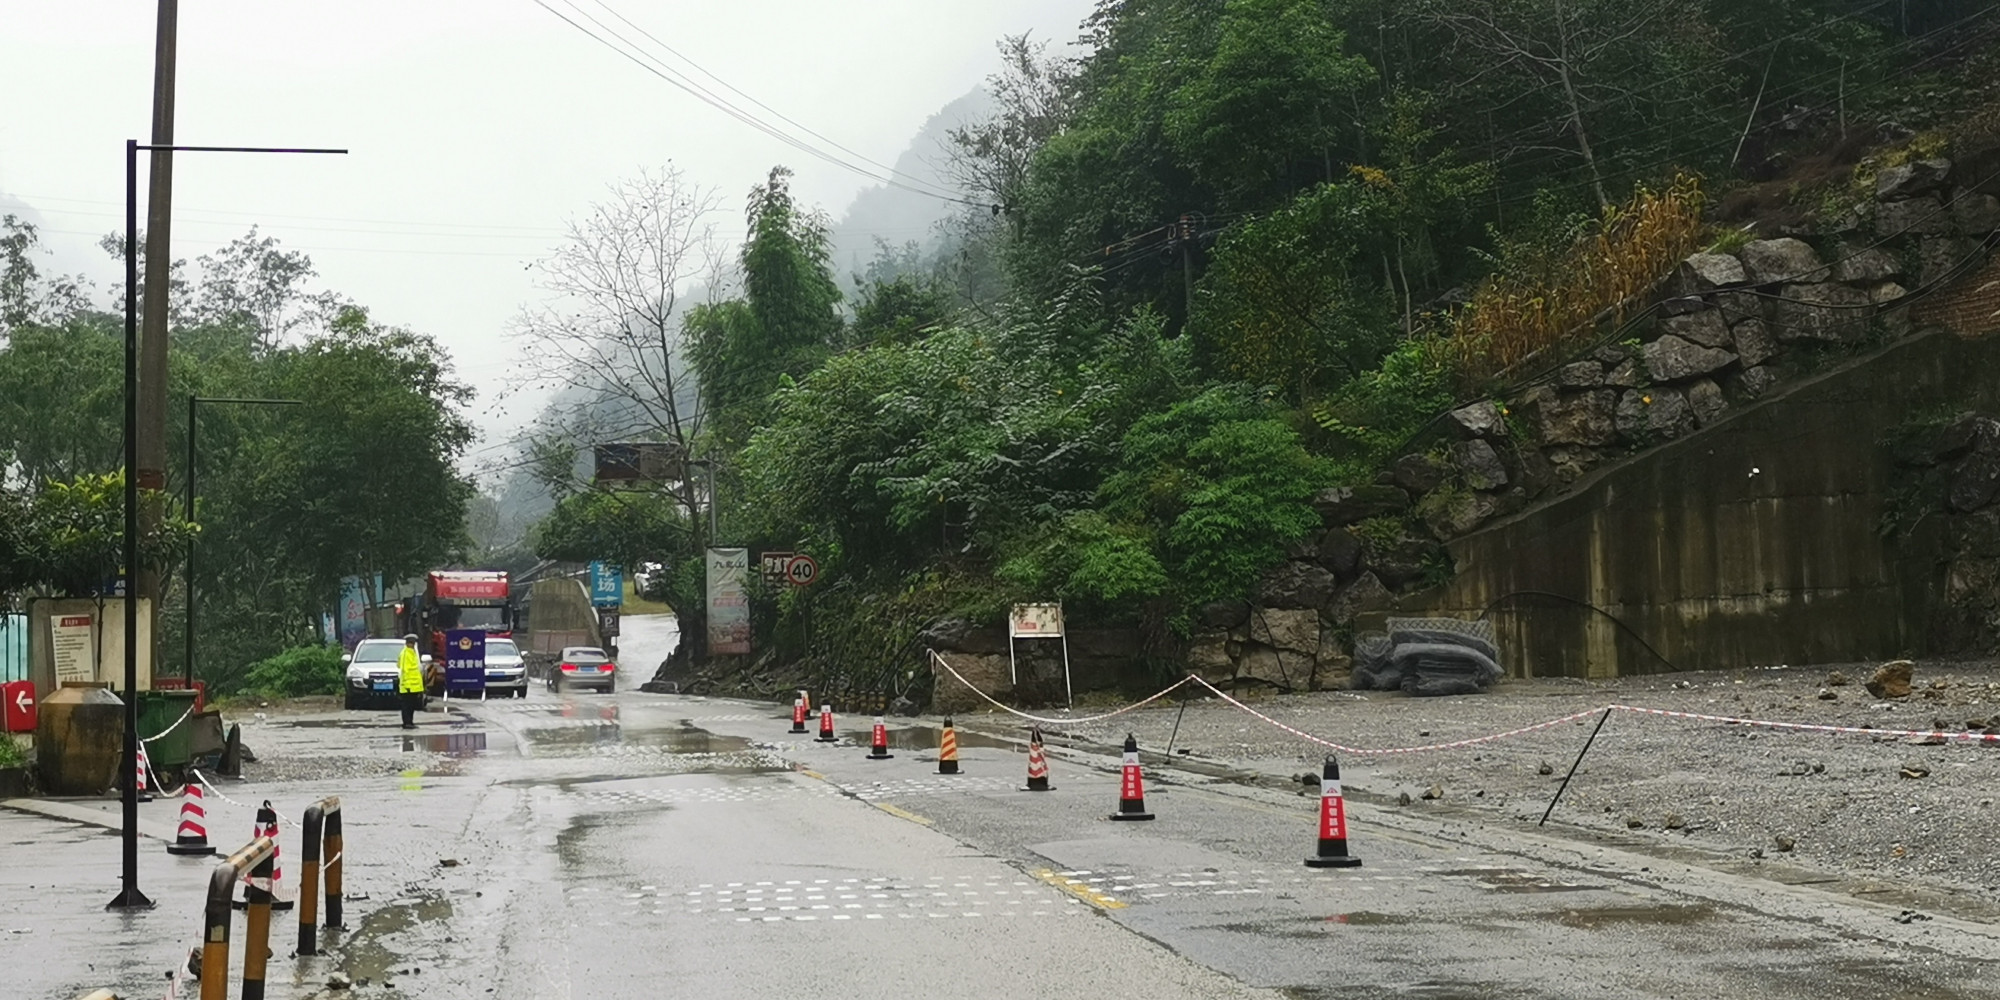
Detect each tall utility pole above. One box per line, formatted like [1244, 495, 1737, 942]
[1177, 214, 1196, 326]
[136, 0, 179, 659]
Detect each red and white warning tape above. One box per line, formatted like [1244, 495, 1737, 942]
[1190, 675, 1608, 755]
[139, 703, 197, 746]
[929, 650, 1195, 726]
[929, 661, 2000, 757]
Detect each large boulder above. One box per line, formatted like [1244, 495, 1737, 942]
[1731, 319, 1779, 367]
[1615, 388, 1695, 441]
[1680, 252, 1748, 290]
[1446, 400, 1508, 439]
[1920, 236, 1977, 288]
[1864, 659, 1914, 699]
[1661, 308, 1733, 349]
[1736, 365, 1781, 400]
[1950, 450, 2000, 513]
[1643, 334, 1737, 382]
[1716, 289, 1765, 324]
[1451, 438, 1509, 490]
[1954, 191, 2000, 234]
[919, 618, 1009, 655]
[1875, 194, 1954, 237]
[1604, 357, 1642, 388]
[1875, 158, 1951, 200]
[1555, 360, 1605, 387]
[1185, 631, 1233, 679]
[1196, 600, 1250, 630]
[1833, 247, 1902, 284]
[1248, 607, 1322, 656]
[1316, 527, 1364, 579]
[1256, 561, 1338, 610]
[1391, 452, 1449, 494]
[1772, 283, 1871, 342]
[1741, 238, 1829, 284]
[1365, 533, 1440, 590]
[1312, 485, 1409, 525]
[1422, 490, 1499, 539]
[1686, 378, 1728, 427]
[1326, 572, 1392, 624]
[930, 652, 1013, 714]
[1525, 387, 1618, 446]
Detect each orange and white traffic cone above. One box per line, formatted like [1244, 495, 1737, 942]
[166, 780, 216, 856]
[937, 717, 960, 775]
[1022, 726, 1053, 792]
[237, 801, 294, 910]
[866, 716, 894, 760]
[790, 697, 809, 734]
[1109, 734, 1154, 821]
[134, 742, 154, 803]
[1304, 756, 1362, 868]
[816, 705, 838, 743]
[799, 690, 815, 719]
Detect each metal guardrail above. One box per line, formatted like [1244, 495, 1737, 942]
[201, 836, 276, 1000]
[297, 797, 343, 955]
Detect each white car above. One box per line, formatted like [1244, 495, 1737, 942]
[342, 638, 429, 711]
[482, 638, 528, 698]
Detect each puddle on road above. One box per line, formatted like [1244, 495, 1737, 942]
[1549, 903, 1714, 929]
[523, 724, 755, 754]
[1432, 867, 1599, 893]
[403, 732, 488, 755]
[336, 893, 454, 989]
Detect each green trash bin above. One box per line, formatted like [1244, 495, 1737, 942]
[135, 690, 200, 770]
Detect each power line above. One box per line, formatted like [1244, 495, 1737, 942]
[581, 0, 963, 201]
[533, 0, 996, 211]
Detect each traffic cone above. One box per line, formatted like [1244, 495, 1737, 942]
[1109, 734, 1154, 821]
[1304, 756, 1362, 868]
[816, 705, 838, 743]
[134, 742, 154, 803]
[866, 716, 894, 760]
[790, 697, 809, 734]
[800, 690, 815, 719]
[237, 801, 293, 910]
[166, 781, 217, 856]
[1022, 726, 1053, 791]
[937, 717, 960, 775]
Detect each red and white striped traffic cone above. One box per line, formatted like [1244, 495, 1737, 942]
[866, 717, 894, 760]
[1022, 725, 1053, 791]
[799, 689, 815, 719]
[937, 717, 960, 775]
[790, 697, 809, 734]
[166, 781, 216, 856]
[1304, 756, 1362, 868]
[1109, 734, 1154, 821]
[238, 801, 295, 910]
[816, 705, 838, 743]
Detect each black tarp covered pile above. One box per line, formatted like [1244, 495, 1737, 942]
[1350, 617, 1503, 696]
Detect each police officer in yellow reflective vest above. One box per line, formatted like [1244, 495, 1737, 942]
[397, 634, 426, 729]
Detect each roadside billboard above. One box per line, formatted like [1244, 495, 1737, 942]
[705, 548, 751, 655]
[338, 576, 369, 650]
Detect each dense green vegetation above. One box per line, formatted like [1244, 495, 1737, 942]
[514, 0, 2000, 696]
[0, 216, 477, 692]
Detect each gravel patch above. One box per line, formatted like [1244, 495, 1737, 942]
[975, 659, 2000, 898]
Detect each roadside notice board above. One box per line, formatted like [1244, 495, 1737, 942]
[50, 615, 95, 684]
[598, 607, 621, 639]
[443, 630, 486, 695]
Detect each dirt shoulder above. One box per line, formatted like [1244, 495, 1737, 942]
[951, 659, 2000, 902]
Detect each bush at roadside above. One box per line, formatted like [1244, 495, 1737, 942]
[242, 645, 347, 698]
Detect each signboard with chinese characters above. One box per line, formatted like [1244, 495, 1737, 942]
[50, 614, 95, 684]
[589, 561, 623, 607]
[1008, 603, 1066, 639]
[705, 548, 752, 655]
[443, 629, 486, 695]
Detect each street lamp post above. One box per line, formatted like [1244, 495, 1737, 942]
[184, 395, 302, 685]
[111, 139, 344, 912]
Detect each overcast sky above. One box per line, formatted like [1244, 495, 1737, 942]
[0, 1, 1086, 465]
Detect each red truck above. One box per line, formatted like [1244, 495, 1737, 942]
[397, 571, 515, 690]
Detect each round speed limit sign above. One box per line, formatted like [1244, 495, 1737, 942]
[784, 554, 819, 587]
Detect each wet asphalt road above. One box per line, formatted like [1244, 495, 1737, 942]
[158, 613, 2000, 999]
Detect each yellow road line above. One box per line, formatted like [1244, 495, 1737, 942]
[1032, 868, 1128, 910]
[873, 803, 934, 826]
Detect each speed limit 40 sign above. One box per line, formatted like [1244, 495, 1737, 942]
[760, 552, 819, 587]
